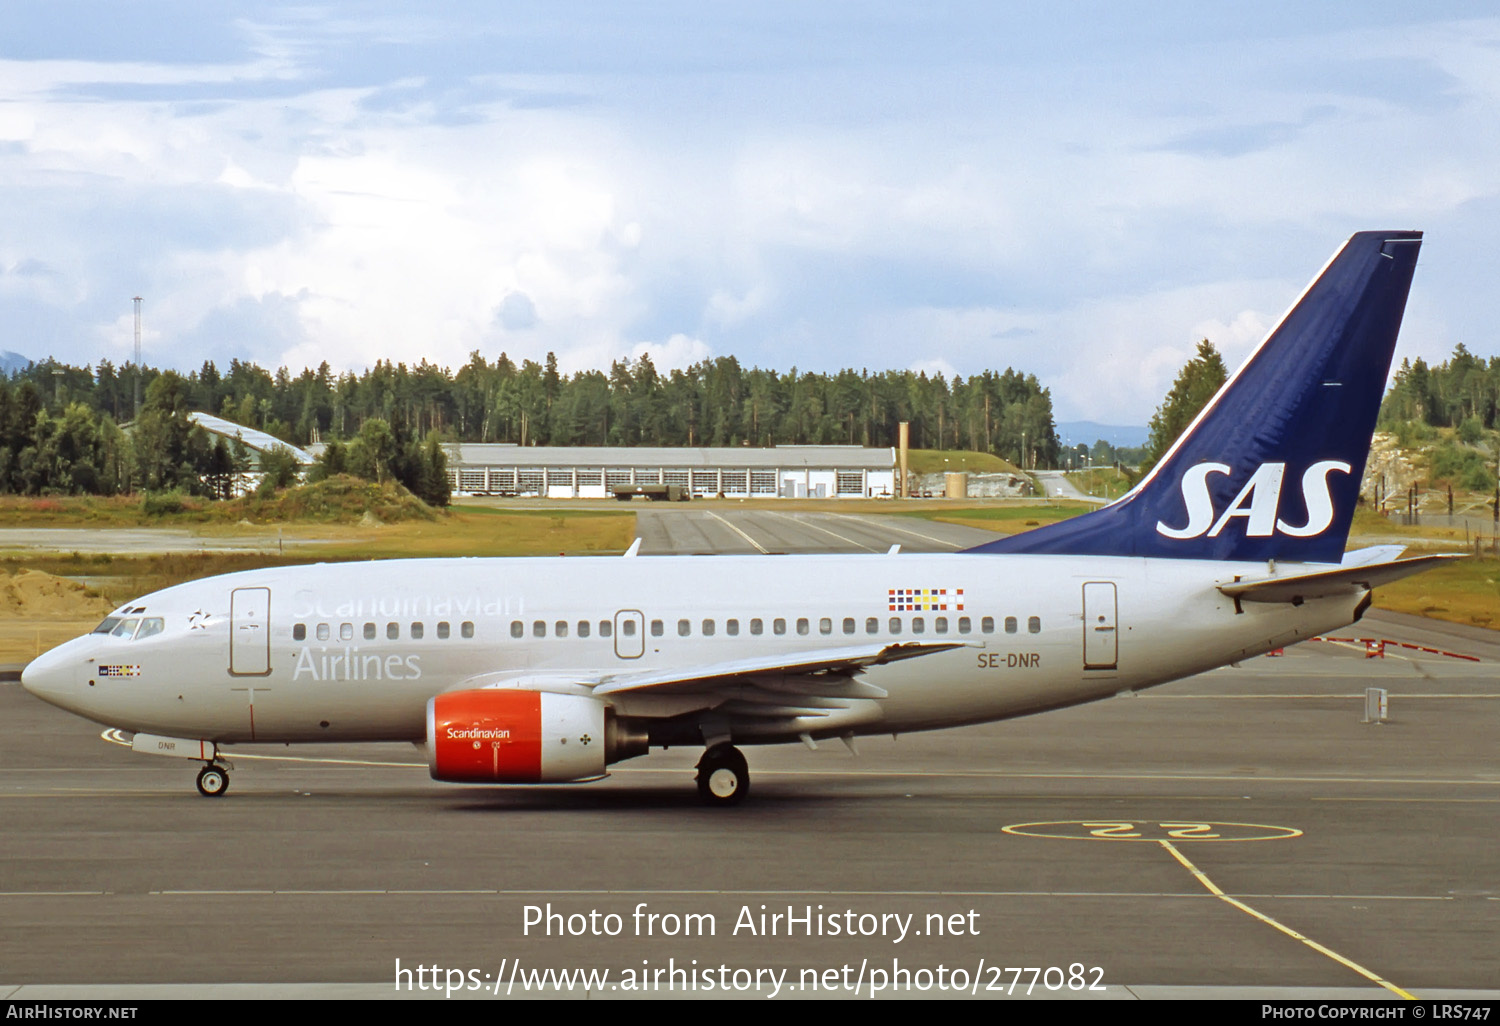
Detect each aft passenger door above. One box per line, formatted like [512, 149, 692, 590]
[1082, 581, 1118, 671]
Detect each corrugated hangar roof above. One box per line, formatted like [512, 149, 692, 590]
[187, 413, 316, 464]
[445, 444, 894, 470]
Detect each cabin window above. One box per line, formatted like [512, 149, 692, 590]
[726, 619, 740, 636]
[437, 622, 450, 639]
[678, 619, 691, 637]
[364, 622, 377, 640]
[339, 623, 353, 641]
[797, 618, 809, 636]
[866, 617, 879, 635]
[461, 621, 474, 639]
[958, 617, 971, 634]
[650, 620, 663, 637]
[554, 620, 568, 638]
[773, 618, 786, 636]
[292, 623, 306, 641]
[599, 621, 612, 638]
[1005, 616, 1018, 634]
[578, 621, 591, 638]
[1028, 616, 1041, 634]
[411, 622, 424, 640]
[621, 620, 636, 637]
[981, 616, 995, 634]
[888, 617, 902, 634]
[510, 621, 523, 639]
[533, 620, 546, 638]
[935, 617, 948, 634]
[750, 618, 763, 635]
[702, 619, 716, 637]
[386, 622, 399, 641]
[819, 617, 832, 635]
[843, 617, 856, 635]
[316, 623, 330, 641]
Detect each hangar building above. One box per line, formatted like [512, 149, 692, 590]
[444, 444, 897, 499]
[186, 413, 317, 468]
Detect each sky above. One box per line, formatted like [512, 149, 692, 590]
[1, 2, 1497, 425]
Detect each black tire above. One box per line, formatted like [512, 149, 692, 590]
[695, 744, 748, 806]
[196, 765, 229, 798]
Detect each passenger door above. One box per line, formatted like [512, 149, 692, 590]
[613, 609, 645, 659]
[230, 587, 271, 676]
[1082, 582, 1118, 671]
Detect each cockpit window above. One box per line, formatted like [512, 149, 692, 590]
[110, 618, 141, 639]
[92, 617, 122, 635]
[135, 618, 165, 640]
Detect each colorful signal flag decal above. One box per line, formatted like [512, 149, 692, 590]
[98, 665, 142, 678]
[888, 588, 963, 612]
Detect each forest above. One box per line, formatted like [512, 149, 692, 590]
[0, 351, 1062, 497]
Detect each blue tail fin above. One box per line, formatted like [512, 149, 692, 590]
[969, 230, 1422, 563]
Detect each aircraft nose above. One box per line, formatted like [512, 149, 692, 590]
[21, 642, 75, 704]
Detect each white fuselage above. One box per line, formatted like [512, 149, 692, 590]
[21, 552, 1363, 748]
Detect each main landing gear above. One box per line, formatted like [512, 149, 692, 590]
[695, 744, 749, 806]
[196, 762, 230, 798]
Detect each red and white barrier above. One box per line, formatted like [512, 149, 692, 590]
[1311, 636, 1481, 662]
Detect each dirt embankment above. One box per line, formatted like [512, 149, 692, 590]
[0, 570, 114, 618]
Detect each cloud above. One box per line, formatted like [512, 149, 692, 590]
[630, 333, 711, 372]
[0, 6, 1496, 422]
[496, 291, 538, 331]
[860, 274, 1297, 425]
[705, 284, 770, 328]
[909, 357, 956, 380]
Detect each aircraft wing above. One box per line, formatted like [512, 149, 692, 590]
[1218, 554, 1464, 604]
[590, 641, 968, 697]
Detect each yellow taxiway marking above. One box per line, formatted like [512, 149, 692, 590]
[1158, 838, 1416, 1001]
[1002, 820, 1301, 842]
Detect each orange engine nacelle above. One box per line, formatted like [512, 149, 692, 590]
[427, 689, 608, 783]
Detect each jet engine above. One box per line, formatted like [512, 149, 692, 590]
[426, 689, 647, 783]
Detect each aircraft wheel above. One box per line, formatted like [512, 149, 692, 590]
[695, 744, 748, 806]
[196, 764, 229, 798]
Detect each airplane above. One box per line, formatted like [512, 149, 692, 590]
[21, 229, 1455, 805]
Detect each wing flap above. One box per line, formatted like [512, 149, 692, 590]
[591, 641, 966, 696]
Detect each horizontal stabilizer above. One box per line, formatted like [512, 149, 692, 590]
[1218, 554, 1462, 604]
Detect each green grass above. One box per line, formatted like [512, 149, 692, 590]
[904, 449, 1026, 476]
[1065, 467, 1132, 500]
[0, 476, 440, 526]
[0, 507, 637, 607]
[900, 502, 1092, 535]
[1373, 556, 1500, 629]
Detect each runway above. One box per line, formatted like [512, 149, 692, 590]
[632, 505, 995, 554]
[2, 508, 1497, 1000]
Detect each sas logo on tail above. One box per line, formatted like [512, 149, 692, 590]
[1155, 461, 1351, 540]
